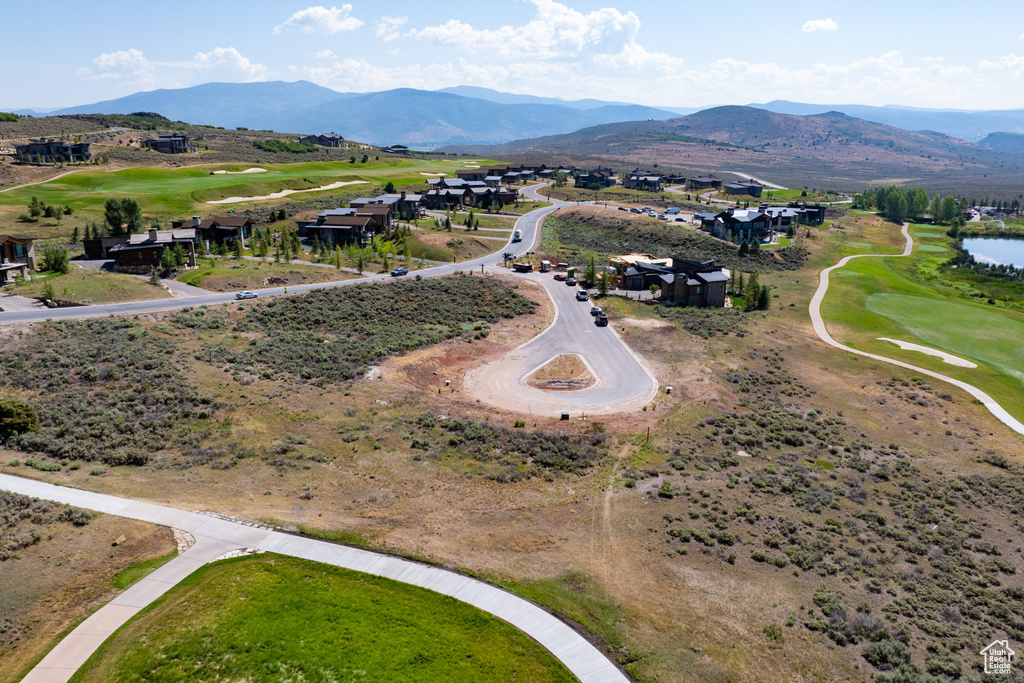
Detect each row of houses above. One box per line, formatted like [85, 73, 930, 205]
[84, 216, 253, 271]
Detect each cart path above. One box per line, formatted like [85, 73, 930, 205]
[809, 222, 1024, 437]
[1, 473, 628, 683]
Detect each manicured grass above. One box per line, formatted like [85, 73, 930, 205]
[865, 293, 1024, 381]
[820, 250, 1024, 422]
[111, 550, 178, 590]
[176, 258, 359, 291]
[71, 554, 575, 683]
[916, 244, 947, 252]
[0, 158, 500, 238]
[9, 269, 171, 304]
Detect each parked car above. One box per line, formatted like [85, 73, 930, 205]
[391, 267, 408, 277]
[595, 313, 609, 326]
[566, 277, 576, 286]
[590, 305, 602, 316]
[235, 290, 258, 300]
[617, 206, 628, 211]
[575, 290, 589, 301]
[630, 207, 642, 213]
[503, 252, 515, 261]
[553, 273, 567, 281]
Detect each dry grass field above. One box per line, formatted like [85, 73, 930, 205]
[4, 210, 1024, 681]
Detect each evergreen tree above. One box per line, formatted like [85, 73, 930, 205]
[738, 240, 749, 256]
[277, 208, 286, 221]
[103, 198, 124, 235]
[738, 272, 746, 297]
[757, 285, 770, 310]
[233, 239, 243, 260]
[71, 226, 79, 244]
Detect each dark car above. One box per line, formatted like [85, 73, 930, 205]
[575, 290, 589, 301]
[502, 252, 515, 261]
[391, 267, 408, 277]
[595, 313, 609, 326]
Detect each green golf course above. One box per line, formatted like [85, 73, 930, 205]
[0, 157, 497, 236]
[820, 223, 1024, 422]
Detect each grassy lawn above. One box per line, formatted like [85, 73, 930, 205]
[111, 550, 178, 590]
[820, 237, 1024, 422]
[176, 258, 360, 291]
[71, 554, 575, 683]
[0, 158, 500, 239]
[8, 269, 171, 304]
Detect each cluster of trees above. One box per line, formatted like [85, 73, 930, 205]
[159, 243, 189, 273]
[41, 245, 70, 274]
[103, 197, 144, 235]
[0, 112, 19, 122]
[25, 196, 72, 223]
[852, 186, 966, 226]
[728, 269, 771, 310]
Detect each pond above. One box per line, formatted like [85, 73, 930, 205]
[962, 237, 1024, 269]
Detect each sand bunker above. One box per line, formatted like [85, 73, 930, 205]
[208, 180, 369, 204]
[420, 172, 447, 177]
[211, 168, 267, 175]
[877, 338, 977, 368]
[524, 354, 597, 391]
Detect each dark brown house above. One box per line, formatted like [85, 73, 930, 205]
[172, 216, 253, 248]
[299, 133, 344, 147]
[0, 235, 37, 285]
[575, 170, 615, 189]
[687, 175, 723, 190]
[108, 228, 196, 273]
[14, 139, 91, 163]
[304, 215, 372, 245]
[621, 257, 728, 307]
[724, 180, 763, 197]
[143, 135, 192, 154]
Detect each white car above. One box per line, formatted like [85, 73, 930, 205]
[235, 291, 258, 300]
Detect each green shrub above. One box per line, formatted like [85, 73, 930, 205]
[0, 398, 39, 436]
[863, 639, 912, 671]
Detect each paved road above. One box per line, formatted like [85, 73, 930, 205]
[809, 222, 1024, 437]
[2, 473, 628, 683]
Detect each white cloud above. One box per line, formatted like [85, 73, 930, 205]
[409, 0, 643, 60]
[274, 5, 363, 35]
[193, 47, 267, 81]
[376, 16, 407, 42]
[801, 18, 838, 33]
[314, 49, 336, 59]
[83, 48, 151, 81]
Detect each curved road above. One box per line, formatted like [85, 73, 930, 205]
[465, 184, 658, 414]
[1, 474, 627, 683]
[809, 222, 1024, 437]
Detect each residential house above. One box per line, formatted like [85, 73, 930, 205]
[108, 228, 197, 272]
[663, 173, 687, 185]
[707, 208, 774, 243]
[143, 135, 192, 154]
[353, 204, 392, 232]
[381, 144, 409, 154]
[790, 203, 826, 225]
[299, 132, 344, 147]
[623, 170, 664, 192]
[574, 169, 616, 189]
[609, 253, 671, 279]
[0, 235, 36, 285]
[422, 188, 467, 210]
[618, 255, 728, 307]
[304, 215, 372, 245]
[687, 175, 723, 190]
[14, 139, 91, 163]
[724, 180, 763, 197]
[171, 216, 253, 248]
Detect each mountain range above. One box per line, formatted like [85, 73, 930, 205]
[15, 81, 680, 149]
[16, 81, 1024, 151]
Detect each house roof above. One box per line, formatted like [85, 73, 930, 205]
[356, 205, 392, 215]
[206, 217, 252, 228]
[126, 228, 195, 245]
[318, 215, 372, 227]
[0, 235, 36, 246]
[318, 208, 356, 218]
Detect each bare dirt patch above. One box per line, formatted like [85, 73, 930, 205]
[525, 354, 596, 391]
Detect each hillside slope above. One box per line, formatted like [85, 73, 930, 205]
[978, 131, 1024, 154]
[441, 105, 1024, 196]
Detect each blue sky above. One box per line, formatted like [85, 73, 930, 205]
[5, 0, 1024, 110]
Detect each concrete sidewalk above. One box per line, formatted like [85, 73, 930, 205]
[1, 473, 627, 683]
